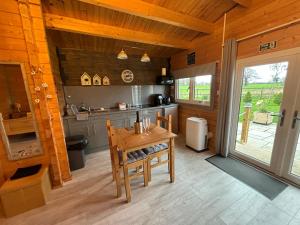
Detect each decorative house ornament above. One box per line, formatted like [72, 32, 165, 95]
[34, 86, 41, 91]
[34, 99, 40, 104]
[102, 76, 110, 85]
[81, 72, 91, 86]
[93, 74, 101, 86]
[121, 70, 134, 83]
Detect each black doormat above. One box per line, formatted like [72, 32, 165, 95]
[206, 155, 287, 200]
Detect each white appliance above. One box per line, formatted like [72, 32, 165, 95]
[186, 117, 208, 151]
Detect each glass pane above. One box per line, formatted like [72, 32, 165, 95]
[177, 78, 190, 100]
[291, 133, 300, 177]
[235, 62, 288, 164]
[194, 75, 212, 105]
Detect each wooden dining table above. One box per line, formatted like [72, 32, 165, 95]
[114, 124, 177, 182]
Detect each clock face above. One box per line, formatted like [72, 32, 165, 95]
[121, 70, 134, 83]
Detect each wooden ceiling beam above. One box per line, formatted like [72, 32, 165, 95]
[78, 0, 214, 33]
[233, 0, 251, 8]
[44, 13, 190, 49]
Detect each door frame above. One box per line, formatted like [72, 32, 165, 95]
[229, 47, 300, 178]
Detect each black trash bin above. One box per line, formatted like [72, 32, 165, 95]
[65, 135, 88, 171]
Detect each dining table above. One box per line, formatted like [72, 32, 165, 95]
[114, 123, 177, 182]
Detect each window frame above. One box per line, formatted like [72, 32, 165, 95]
[175, 74, 215, 110]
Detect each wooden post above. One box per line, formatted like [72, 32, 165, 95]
[241, 105, 252, 144]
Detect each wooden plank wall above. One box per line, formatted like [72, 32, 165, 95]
[171, 0, 300, 153]
[58, 48, 169, 86]
[47, 37, 65, 115]
[0, 0, 70, 186]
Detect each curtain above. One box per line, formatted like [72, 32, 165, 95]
[173, 62, 216, 79]
[216, 39, 237, 157]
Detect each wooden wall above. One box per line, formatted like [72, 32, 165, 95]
[0, 0, 70, 186]
[58, 48, 169, 86]
[171, 0, 300, 153]
[47, 37, 65, 115]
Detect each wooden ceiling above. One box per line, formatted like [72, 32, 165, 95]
[47, 30, 183, 57]
[43, 0, 250, 56]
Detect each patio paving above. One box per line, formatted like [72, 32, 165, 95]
[236, 122, 300, 177]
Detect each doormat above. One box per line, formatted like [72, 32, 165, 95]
[206, 155, 288, 200]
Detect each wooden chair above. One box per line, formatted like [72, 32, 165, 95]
[106, 120, 149, 202]
[143, 112, 172, 182]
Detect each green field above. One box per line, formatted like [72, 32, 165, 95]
[239, 83, 284, 122]
[178, 84, 211, 101]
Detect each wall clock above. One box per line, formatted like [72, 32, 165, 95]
[121, 70, 134, 83]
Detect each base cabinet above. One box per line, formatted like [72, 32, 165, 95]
[63, 105, 178, 152]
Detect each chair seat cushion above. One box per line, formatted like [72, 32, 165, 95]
[118, 150, 147, 164]
[142, 143, 169, 154]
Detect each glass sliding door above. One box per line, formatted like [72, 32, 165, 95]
[230, 48, 300, 185]
[234, 62, 288, 165]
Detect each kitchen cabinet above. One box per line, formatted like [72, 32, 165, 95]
[163, 105, 178, 134]
[142, 108, 163, 123]
[88, 116, 107, 153]
[63, 105, 178, 153]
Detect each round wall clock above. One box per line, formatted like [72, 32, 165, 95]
[121, 70, 134, 83]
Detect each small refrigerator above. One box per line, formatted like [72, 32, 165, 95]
[186, 117, 208, 151]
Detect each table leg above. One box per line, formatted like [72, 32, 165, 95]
[170, 137, 175, 183]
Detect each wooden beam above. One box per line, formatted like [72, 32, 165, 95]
[233, 0, 251, 8]
[78, 0, 214, 33]
[44, 13, 190, 49]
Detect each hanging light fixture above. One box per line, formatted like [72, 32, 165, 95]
[117, 49, 128, 60]
[141, 52, 150, 62]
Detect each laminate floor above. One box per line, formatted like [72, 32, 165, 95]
[1, 136, 300, 225]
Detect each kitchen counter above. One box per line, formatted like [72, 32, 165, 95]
[63, 104, 178, 153]
[63, 104, 178, 119]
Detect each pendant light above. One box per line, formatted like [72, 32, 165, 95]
[117, 49, 128, 60]
[141, 52, 150, 62]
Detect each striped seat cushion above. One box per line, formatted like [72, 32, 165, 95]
[142, 143, 169, 155]
[118, 149, 148, 164]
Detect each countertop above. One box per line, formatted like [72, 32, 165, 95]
[63, 104, 178, 119]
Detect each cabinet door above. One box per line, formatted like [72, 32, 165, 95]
[88, 116, 108, 153]
[67, 119, 90, 138]
[109, 113, 127, 128]
[143, 108, 163, 123]
[163, 106, 178, 134]
[127, 111, 138, 128]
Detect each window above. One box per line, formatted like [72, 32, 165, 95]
[193, 75, 212, 106]
[175, 75, 213, 107]
[176, 78, 190, 100]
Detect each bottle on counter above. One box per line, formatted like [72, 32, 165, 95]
[134, 111, 143, 134]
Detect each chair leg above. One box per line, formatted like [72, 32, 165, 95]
[123, 164, 131, 202]
[115, 167, 122, 198]
[148, 158, 152, 182]
[158, 156, 162, 163]
[110, 152, 116, 181]
[143, 160, 148, 187]
[168, 149, 171, 173]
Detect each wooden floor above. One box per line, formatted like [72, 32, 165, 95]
[1, 136, 300, 225]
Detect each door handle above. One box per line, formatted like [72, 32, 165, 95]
[292, 110, 300, 129]
[271, 109, 286, 126]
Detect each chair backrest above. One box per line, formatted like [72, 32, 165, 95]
[156, 112, 172, 132]
[106, 120, 119, 163]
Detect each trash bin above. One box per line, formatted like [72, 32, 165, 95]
[65, 135, 88, 171]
